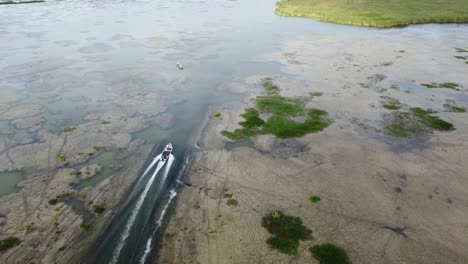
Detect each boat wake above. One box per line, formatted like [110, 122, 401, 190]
[110, 153, 174, 264]
[139, 156, 189, 264]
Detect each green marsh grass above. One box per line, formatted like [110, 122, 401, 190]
[275, 0, 468, 28]
[222, 80, 332, 140]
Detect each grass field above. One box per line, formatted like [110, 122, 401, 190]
[275, 0, 468, 28]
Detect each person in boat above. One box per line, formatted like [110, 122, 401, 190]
[162, 149, 171, 160]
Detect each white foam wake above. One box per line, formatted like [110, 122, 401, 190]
[139, 188, 177, 264]
[135, 154, 161, 186]
[139, 156, 188, 264]
[110, 155, 164, 264]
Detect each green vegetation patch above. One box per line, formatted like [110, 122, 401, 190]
[256, 96, 305, 116]
[214, 112, 222, 118]
[444, 103, 466, 113]
[100, 121, 111, 125]
[226, 198, 238, 206]
[456, 48, 468, 53]
[262, 210, 312, 255]
[421, 82, 461, 91]
[262, 79, 280, 95]
[80, 223, 91, 231]
[93, 205, 106, 214]
[310, 92, 324, 97]
[262, 109, 331, 138]
[93, 146, 106, 151]
[222, 80, 332, 140]
[49, 192, 74, 205]
[0, 0, 44, 5]
[57, 154, 67, 163]
[381, 96, 401, 110]
[310, 243, 351, 264]
[63, 127, 76, 133]
[411, 107, 455, 131]
[384, 108, 454, 137]
[309, 195, 321, 203]
[0, 237, 21, 252]
[25, 223, 37, 234]
[275, 0, 468, 28]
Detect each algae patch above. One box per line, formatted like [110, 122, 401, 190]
[384, 107, 454, 137]
[421, 82, 461, 91]
[309, 195, 321, 203]
[381, 96, 401, 110]
[261, 210, 312, 255]
[0, 237, 21, 252]
[310, 243, 352, 264]
[444, 103, 466, 113]
[222, 79, 332, 140]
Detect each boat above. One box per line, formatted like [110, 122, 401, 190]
[160, 143, 173, 162]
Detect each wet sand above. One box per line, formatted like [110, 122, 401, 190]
[157, 26, 468, 263]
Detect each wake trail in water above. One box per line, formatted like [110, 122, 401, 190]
[139, 156, 188, 264]
[110, 154, 163, 264]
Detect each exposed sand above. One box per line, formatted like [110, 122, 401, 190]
[157, 28, 468, 263]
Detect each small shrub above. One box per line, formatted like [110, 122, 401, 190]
[310, 243, 351, 264]
[49, 198, 58, 205]
[0, 237, 21, 252]
[100, 121, 111, 125]
[214, 113, 222, 118]
[309, 195, 321, 203]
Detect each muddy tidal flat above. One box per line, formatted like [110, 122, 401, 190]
[158, 26, 468, 264]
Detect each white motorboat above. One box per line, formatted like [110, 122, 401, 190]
[160, 143, 173, 162]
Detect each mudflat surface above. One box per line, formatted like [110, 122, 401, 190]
[158, 27, 468, 263]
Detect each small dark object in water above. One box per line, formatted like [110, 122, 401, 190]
[176, 63, 183, 70]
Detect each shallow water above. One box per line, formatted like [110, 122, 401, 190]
[1, 0, 468, 262]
